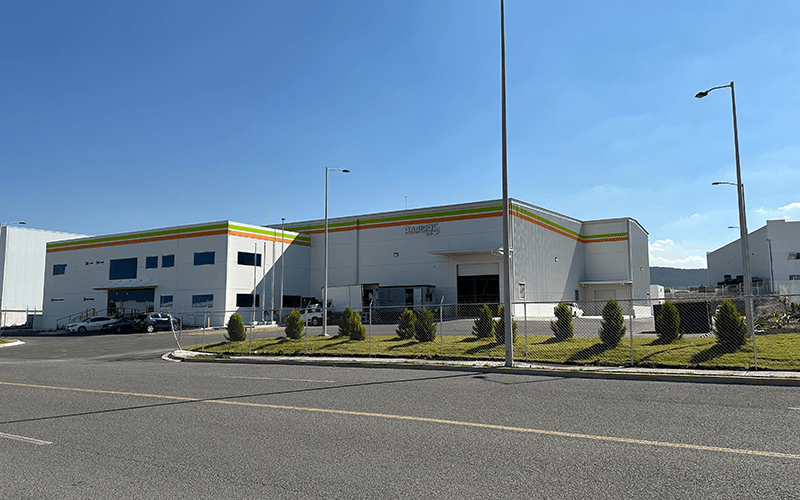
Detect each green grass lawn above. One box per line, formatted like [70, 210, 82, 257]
[185, 331, 800, 371]
[0, 338, 18, 346]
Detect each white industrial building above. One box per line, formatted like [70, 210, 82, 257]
[707, 219, 800, 295]
[40, 221, 309, 330]
[284, 198, 650, 317]
[0, 225, 82, 327]
[39, 198, 651, 329]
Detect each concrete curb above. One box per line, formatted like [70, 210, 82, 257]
[167, 350, 800, 386]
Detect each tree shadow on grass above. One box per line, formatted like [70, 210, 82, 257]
[464, 341, 502, 355]
[690, 342, 740, 364]
[387, 340, 420, 350]
[566, 342, 616, 362]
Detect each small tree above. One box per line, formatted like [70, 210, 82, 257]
[599, 300, 626, 347]
[396, 309, 416, 340]
[473, 304, 494, 339]
[656, 301, 681, 343]
[226, 312, 246, 342]
[339, 307, 366, 340]
[494, 306, 517, 344]
[414, 308, 436, 342]
[285, 309, 305, 340]
[714, 299, 747, 349]
[550, 302, 574, 341]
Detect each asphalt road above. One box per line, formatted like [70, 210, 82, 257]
[1, 331, 799, 499]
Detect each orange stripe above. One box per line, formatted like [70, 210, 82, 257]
[302, 211, 503, 235]
[47, 229, 310, 253]
[513, 211, 628, 244]
[229, 230, 309, 246]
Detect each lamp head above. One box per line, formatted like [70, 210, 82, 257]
[342, 169, 350, 173]
[695, 91, 708, 98]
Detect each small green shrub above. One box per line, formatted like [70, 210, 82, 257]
[226, 313, 246, 342]
[414, 308, 436, 342]
[285, 309, 305, 340]
[495, 306, 517, 344]
[599, 300, 626, 347]
[714, 299, 747, 350]
[396, 309, 416, 340]
[339, 307, 366, 340]
[550, 303, 574, 341]
[473, 304, 494, 339]
[656, 301, 681, 343]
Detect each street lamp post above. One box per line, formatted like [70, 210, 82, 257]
[279, 217, 285, 325]
[698, 81, 757, 368]
[324, 168, 350, 337]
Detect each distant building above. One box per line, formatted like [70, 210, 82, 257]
[707, 219, 800, 295]
[0, 225, 82, 327]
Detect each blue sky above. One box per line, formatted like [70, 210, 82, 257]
[2, 0, 798, 269]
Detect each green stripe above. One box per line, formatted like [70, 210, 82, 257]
[511, 204, 627, 241]
[47, 223, 230, 249]
[290, 205, 504, 232]
[229, 224, 310, 242]
[47, 223, 312, 250]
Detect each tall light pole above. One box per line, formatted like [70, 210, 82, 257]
[324, 168, 350, 337]
[500, 0, 513, 366]
[698, 81, 757, 368]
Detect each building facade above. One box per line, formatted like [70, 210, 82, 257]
[284, 198, 650, 317]
[707, 219, 800, 295]
[40, 222, 308, 330]
[39, 198, 651, 329]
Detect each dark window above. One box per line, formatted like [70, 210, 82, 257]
[53, 264, 67, 275]
[162, 255, 175, 268]
[791, 275, 800, 281]
[192, 294, 214, 307]
[160, 295, 173, 308]
[194, 252, 215, 266]
[236, 294, 261, 307]
[146, 256, 158, 269]
[237, 251, 262, 267]
[283, 295, 302, 308]
[109, 258, 138, 280]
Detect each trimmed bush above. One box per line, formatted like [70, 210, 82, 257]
[226, 313, 246, 342]
[396, 309, 416, 340]
[550, 302, 574, 341]
[655, 301, 681, 343]
[714, 299, 747, 349]
[494, 306, 517, 344]
[414, 308, 436, 342]
[473, 304, 494, 339]
[599, 300, 626, 347]
[338, 307, 366, 340]
[285, 309, 305, 340]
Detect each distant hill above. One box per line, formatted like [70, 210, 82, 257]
[650, 267, 708, 289]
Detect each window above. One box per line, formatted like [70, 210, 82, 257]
[283, 295, 302, 308]
[160, 295, 173, 308]
[194, 252, 215, 266]
[192, 294, 214, 308]
[162, 255, 175, 268]
[237, 251, 262, 267]
[791, 276, 800, 281]
[109, 258, 138, 280]
[236, 294, 260, 307]
[146, 256, 158, 269]
[53, 264, 67, 275]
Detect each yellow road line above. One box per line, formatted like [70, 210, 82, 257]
[3, 381, 798, 460]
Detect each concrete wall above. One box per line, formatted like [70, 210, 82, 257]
[0, 226, 81, 326]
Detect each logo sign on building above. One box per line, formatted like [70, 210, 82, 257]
[405, 223, 440, 236]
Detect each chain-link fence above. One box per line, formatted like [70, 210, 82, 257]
[0, 309, 40, 331]
[189, 294, 800, 370]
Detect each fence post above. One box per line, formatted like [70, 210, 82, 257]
[629, 299, 634, 366]
[524, 302, 528, 361]
[369, 299, 373, 357]
[440, 296, 445, 357]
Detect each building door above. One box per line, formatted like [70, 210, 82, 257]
[457, 263, 500, 305]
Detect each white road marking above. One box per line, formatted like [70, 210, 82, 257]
[0, 431, 52, 445]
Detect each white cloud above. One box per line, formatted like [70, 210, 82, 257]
[780, 202, 800, 212]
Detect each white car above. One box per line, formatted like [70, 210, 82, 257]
[300, 305, 325, 326]
[67, 316, 115, 333]
[568, 303, 584, 317]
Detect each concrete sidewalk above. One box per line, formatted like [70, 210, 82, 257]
[166, 349, 800, 386]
